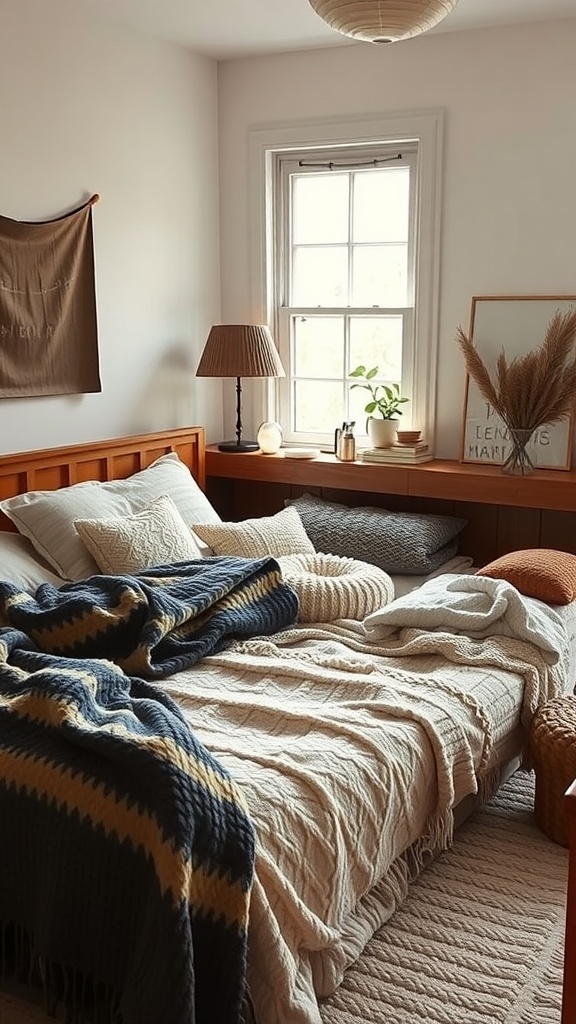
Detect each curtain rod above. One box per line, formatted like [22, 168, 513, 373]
[298, 154, 402, 170]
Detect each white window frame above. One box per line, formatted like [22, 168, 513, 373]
[248, 110, 444, 447]
[277, 148, 416, 446]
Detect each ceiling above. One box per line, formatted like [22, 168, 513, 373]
[79, 0, 576, 60]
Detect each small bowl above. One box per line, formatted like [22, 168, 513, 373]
[396, 429, 421, 444]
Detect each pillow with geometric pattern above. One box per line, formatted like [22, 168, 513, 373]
[285, 493, 466, 575]
[75, 494, 205, 575]
[476, 548, 576, 605]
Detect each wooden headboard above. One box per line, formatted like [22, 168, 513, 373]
[0, 426, 205, 532]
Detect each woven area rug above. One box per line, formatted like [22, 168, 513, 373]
[320, 770, 568, 1024]
[0, 771, 569, 1024]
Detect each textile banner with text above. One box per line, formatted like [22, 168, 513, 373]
[0, 200, 101, 397]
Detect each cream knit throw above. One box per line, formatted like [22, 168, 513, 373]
[278, 552, 394, 622]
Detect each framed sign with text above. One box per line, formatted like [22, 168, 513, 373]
[460, 295, 575, 470]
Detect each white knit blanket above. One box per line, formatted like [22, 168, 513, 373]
[164, 627, 495, 1024]
[161, 581, 570, 1024]
[362, 574, 569, 724]
[364, 572, 565, 656]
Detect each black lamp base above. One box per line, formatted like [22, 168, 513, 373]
[217, 440, 259, 453]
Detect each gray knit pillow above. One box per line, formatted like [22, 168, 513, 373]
[286, 493, 466, 575]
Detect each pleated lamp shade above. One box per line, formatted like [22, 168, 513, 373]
[196, 324, 285, 452]
[307, 0, 458, 43]
[196, 324, 285, 379]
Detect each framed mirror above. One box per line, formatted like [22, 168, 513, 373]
[460, 295, 576, 470]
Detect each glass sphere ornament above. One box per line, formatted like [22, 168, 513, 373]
[257, 421, 283, 454]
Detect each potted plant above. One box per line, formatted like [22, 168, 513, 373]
[349, 364, 409, 447]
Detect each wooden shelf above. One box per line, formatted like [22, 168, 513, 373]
[206, 447, 576, 513]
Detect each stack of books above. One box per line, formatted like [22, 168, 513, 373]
[359, 440, 433, 464]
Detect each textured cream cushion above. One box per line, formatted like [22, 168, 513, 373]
[278, 552, 394, 622]
[477, 548, 576, 605]
[0, 453, 218, 580]
[75, 494, 205, 575]
[192, 506, 315, 558]
[0, 531, 63, 590]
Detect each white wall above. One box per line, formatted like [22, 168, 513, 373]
[217, 17, 576, 458]
[0, 0, 222, 455]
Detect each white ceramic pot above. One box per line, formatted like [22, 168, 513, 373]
[367, 417, 398, 448]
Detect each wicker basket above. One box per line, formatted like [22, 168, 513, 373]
[530, 695, 576, 847]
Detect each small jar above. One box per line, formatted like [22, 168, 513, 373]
[339, 434, 356, 461]
[257, 421, 283, 454]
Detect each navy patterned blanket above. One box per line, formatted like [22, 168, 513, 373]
[0, 556, 299, 1024]
[0, 554, 299, 676]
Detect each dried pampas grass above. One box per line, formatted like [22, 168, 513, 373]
[456, 308, 576, 432]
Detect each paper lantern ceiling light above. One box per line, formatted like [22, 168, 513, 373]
[307, 0, 459, 44]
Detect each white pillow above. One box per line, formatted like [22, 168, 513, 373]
[0, 453, 219, 580]
[192, 505, 315, 558]
[0, 531, 63, 590]
[75, 494, 205, 575]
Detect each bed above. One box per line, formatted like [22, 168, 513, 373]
[0, 426, 573, 1024]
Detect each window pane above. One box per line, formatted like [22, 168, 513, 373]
[293, 173, 349, 244]
[294, 380, 344, 433]
[292, 246, 349, 306]
[353, 167, 410, 243]
[352, 244, 407, 306]
[293, 316, 344, 378]
[348, 387, 372, 433]
[349, 316, 403, 379]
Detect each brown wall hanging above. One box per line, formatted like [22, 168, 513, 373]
[0, 194, 101, 398]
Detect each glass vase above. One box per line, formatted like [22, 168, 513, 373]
[501, 427, 535, 476]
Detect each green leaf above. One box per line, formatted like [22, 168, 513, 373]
[349, 365, 365, 377]
[366, 367, 378, 380]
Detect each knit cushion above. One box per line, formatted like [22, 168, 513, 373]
[192, 506, 315, 558]
[278, 552, 394, 622]
[75, 494, 205, 574]
[286, 493, 466, 575]
[477, 549, 576, 605]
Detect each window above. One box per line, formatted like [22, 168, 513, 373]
[249, 112, 443, 449]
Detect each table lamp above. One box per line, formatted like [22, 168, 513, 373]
[196, 324, 285, 452]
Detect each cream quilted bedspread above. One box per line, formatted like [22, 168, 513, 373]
[161, 584, 568, 1024]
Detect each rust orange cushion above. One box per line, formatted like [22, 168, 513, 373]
[476, 549, 576, 605]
